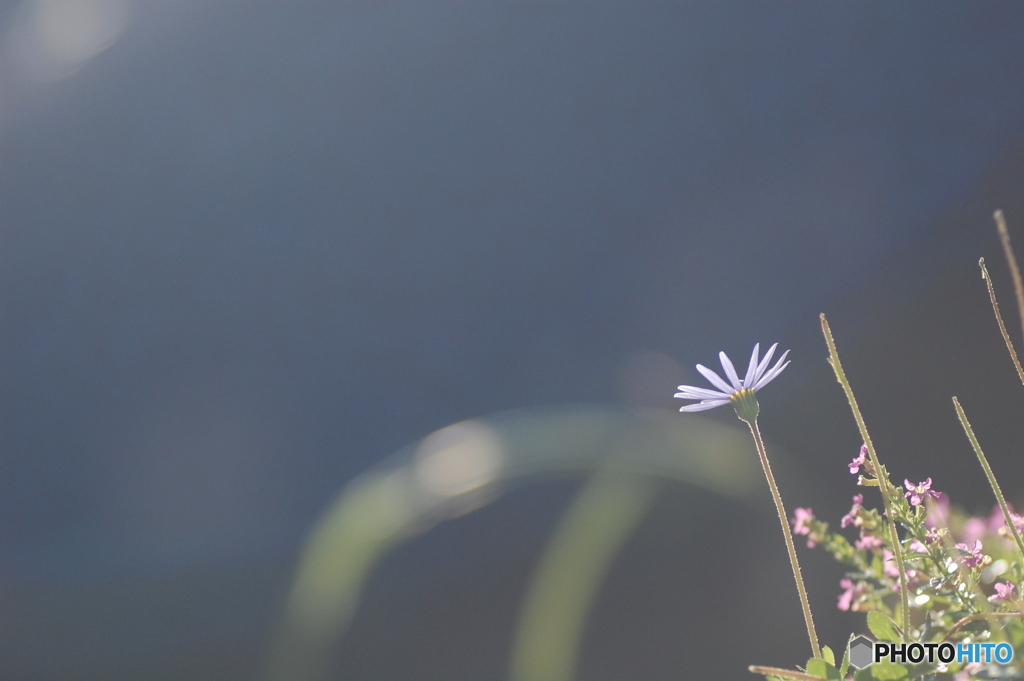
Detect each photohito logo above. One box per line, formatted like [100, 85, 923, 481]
[847, 635, 1014, 670]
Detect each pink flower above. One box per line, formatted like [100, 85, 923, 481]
[883, 550, 900, 578]
[964, 504, 1021, 545]
[849, 445, 868, 475]
[841, 494, 864, 528]
[791, 508, 813, 535]
[791, 508, 816, 546]
[908, 540, 928, 553]
[837, 578, 866, 611]
[962, 517, 987, 546]
[855, 534, 882, 550]
[988, 503, 1013, 531]
[955, 540, 986, 568]
[991, 507, 1024, 542]
[924, 493, 949, 529]
[990, 582, 1016, 602]
[904, 478, 940, 507]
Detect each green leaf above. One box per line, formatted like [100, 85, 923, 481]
[867, 611, 901, 642]
[822, 646, 836, 667]
[871, 661, 908, 681]
[839, 634, 853, 679]
[806, 658, 841, 681]
[854, 667, 874, 681]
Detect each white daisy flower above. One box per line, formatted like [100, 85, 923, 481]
[674, 343, 790, 420]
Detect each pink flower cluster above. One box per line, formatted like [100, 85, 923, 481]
[848, 444, 868, 475]
[837, 578, 865, 611]
[904, 478, 940, 507]
[791, 507, 816, 547]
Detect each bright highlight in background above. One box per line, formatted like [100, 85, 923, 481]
[7, 0, 131, 82]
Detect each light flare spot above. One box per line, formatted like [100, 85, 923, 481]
[981, 558, 1008, 584]
[7, 0, 132, 82]
[414, 421, 503, 498]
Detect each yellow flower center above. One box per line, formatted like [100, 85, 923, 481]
[729, 388, 760, 422]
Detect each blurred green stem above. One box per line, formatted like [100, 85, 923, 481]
[509, 472, 659, 681]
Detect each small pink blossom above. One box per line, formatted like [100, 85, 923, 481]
[849, 445, 868, 474]
[996, 511, 1024, 541]
[841, 494, 864, 528]
[791, 508, 813, 536]
[988, 503, 1013, 531]
[908, 539, 928, 553]
[904, 478, 940, 507]
[855, 534, 882, 550]
[965, 504, 1018, 545]
[791, 508, 817, 546]
[883, 550, 900, 578]
[962, 517, 987, 546]
[990, 582, 1016, 602]
[837, 578, 866, 611]
[924, 493, 949, 529]
[955, 540, 986, 568]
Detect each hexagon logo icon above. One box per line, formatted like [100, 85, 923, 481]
[849, 635, 874, 670]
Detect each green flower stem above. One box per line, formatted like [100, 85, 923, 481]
[994, 209, 1024, 346]
[929, 513, 1002, 639]
[748, 666, 823, 681]
[942, 612, 1024, 643]
[952, 396, 1024, 562]
[820, 314, 910, 642]
[979, 258, 1024, 387]
[743, 416, 821, 660]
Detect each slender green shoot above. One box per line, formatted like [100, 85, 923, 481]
[979, 257, 1024, 387]
[749, 666, 824, 681]
[952, 396, 1024, 562]
[994, 209, 1024, 346]
[942, 612, 1024, 643]
[820, 314, 910, 641]
[742, 416, 821, 660]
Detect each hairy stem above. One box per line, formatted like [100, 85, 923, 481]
[820, 314, 910, 641]
[745, 417, 821, 659]
[979, 258, 1024, 387]
[953, 397, 1024, 562]
[994, 210, 1024, 346]
[749, 666, 824, 681]
[942, 612, 1024, 643]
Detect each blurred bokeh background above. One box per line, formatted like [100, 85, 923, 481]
[2, 2, 1024, 679]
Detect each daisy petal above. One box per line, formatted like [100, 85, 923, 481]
[753, 349, 790, 388]
[674, 385, 732, 400]
[752, 343, 778, 385]
[743, 343, 760, 388]
[719, 351, 742, 390]
[678, 399, 730, 412]
[696, 364, 735, 394]
[675, 344, 790, 414]
[752, 354, 790, 391]
[753, 361, 789, 391]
